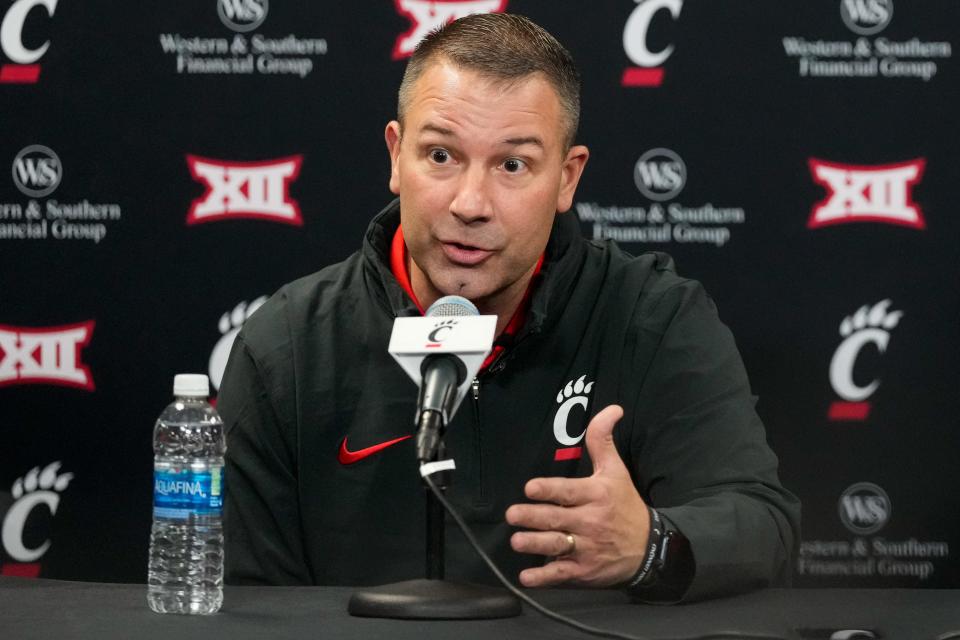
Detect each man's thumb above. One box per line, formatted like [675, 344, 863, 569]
[584, 404, 625, 475]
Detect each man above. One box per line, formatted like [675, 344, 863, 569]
[219, 13, 800, 603]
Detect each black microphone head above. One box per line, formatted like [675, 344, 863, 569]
[425, 295, 479, 318]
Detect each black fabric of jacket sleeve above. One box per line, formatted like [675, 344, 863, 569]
[218, 323, 312, 585]
[624, 279, 801, 602]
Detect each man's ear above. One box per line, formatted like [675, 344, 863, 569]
[556, 145, 589, 213]
[385, 121, 402, 195]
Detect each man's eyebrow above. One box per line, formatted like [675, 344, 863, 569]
[418, 123, 455, 137]
[416, 124, 543, 149]
[501, 136, 544, 148]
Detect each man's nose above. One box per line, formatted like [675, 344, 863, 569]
[449, 166, 492, 224]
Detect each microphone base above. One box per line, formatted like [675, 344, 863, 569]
[347, 578, 522, 620]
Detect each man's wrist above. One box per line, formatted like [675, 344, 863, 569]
[623, 506, 695, 603]
[626, 506, 664, 588]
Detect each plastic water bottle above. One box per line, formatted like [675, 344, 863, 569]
[147, 374, 225, 614]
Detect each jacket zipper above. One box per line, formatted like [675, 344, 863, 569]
[471, 376, 485, 502]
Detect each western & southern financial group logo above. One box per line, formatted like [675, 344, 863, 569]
[0, 0, 58, 84]
[782, 1, 952, 81]
[11, 144, 60, 197]
[633, 147, 685, 201]
[575, 147, 746, 248]
[392, 0, 507, 60]
[621, 0, 682, 87]
[186, 155, 303, 226]
[159, 0, 327, 78]
[839, 482, 890, 535]
[1, 146, 123, 244]
[840, 0, 893, 36]
[798, 480, 950, 583]
[808, 158, 926, 230]
[827, 299, 902, 422]
[218, 0, 268, 33]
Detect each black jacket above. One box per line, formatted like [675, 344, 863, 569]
[218, 199, 800, 601]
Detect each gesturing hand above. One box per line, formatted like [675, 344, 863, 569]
[505, 404, 650, 588]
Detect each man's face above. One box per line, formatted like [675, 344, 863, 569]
[385, 61, 588, 310]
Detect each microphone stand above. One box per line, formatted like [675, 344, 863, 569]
[348, 412, 521, 619]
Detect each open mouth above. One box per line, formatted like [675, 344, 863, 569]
[441, 241, 493, 266]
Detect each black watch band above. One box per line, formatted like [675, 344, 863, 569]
[626, 507, 665, 588]
[623, 506, 695, 602]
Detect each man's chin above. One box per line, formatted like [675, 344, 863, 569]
[436, 284, 489, 305]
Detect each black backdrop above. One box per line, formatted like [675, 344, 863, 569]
[1, 0, 957, 588]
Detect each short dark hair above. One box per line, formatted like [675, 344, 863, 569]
[397, 13, 581, 149]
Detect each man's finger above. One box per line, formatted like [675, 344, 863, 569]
[524, 476, 602, 506]
[584, 404, 625, 475]
[505, 502, 574, 533]
[510, 530, 580, 557]
[518, 559, 580, 588]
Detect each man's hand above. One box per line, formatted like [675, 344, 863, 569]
[505, 404, 650, 588]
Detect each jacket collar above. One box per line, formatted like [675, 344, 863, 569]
[362, 198, 586, 335]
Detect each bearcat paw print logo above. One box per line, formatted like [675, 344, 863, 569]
[839, 299, 902, 337]
[208, 296, 268, 390]
[553, 375, 594, 446]
[556, 375, 594, 404]
[427, 319, 458, 343]
[11, 461, 73, 499]
[829, 299, 904, 404]
[4, 461, 74, 562]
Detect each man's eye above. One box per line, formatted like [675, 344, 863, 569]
[430, 149, 449, 164]
[502, 158, 526, 173]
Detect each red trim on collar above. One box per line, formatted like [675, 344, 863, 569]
[390, 223, 424, 314]
[389, 225, 543, 371]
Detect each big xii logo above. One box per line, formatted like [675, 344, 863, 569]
[186, 155, 303, 226]
[622, 0, 683, 87]
[576, 147, 746, 247]
[808, 159, 926, 229]
[0, 322, 95, 390]
[0, 0, 58, 84]
[392, 0, 508, 60]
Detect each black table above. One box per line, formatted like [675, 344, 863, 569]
[2, 577, 958, 639]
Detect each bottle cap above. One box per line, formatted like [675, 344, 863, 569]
[173, 374, 210, 398]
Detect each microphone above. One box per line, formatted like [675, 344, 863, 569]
[416, 297, 477, 462]
[387, 296, 496, 462]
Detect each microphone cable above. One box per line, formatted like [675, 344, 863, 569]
[422, 472, 790, 640]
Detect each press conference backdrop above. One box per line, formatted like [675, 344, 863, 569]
[1, 0, 957, 588]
